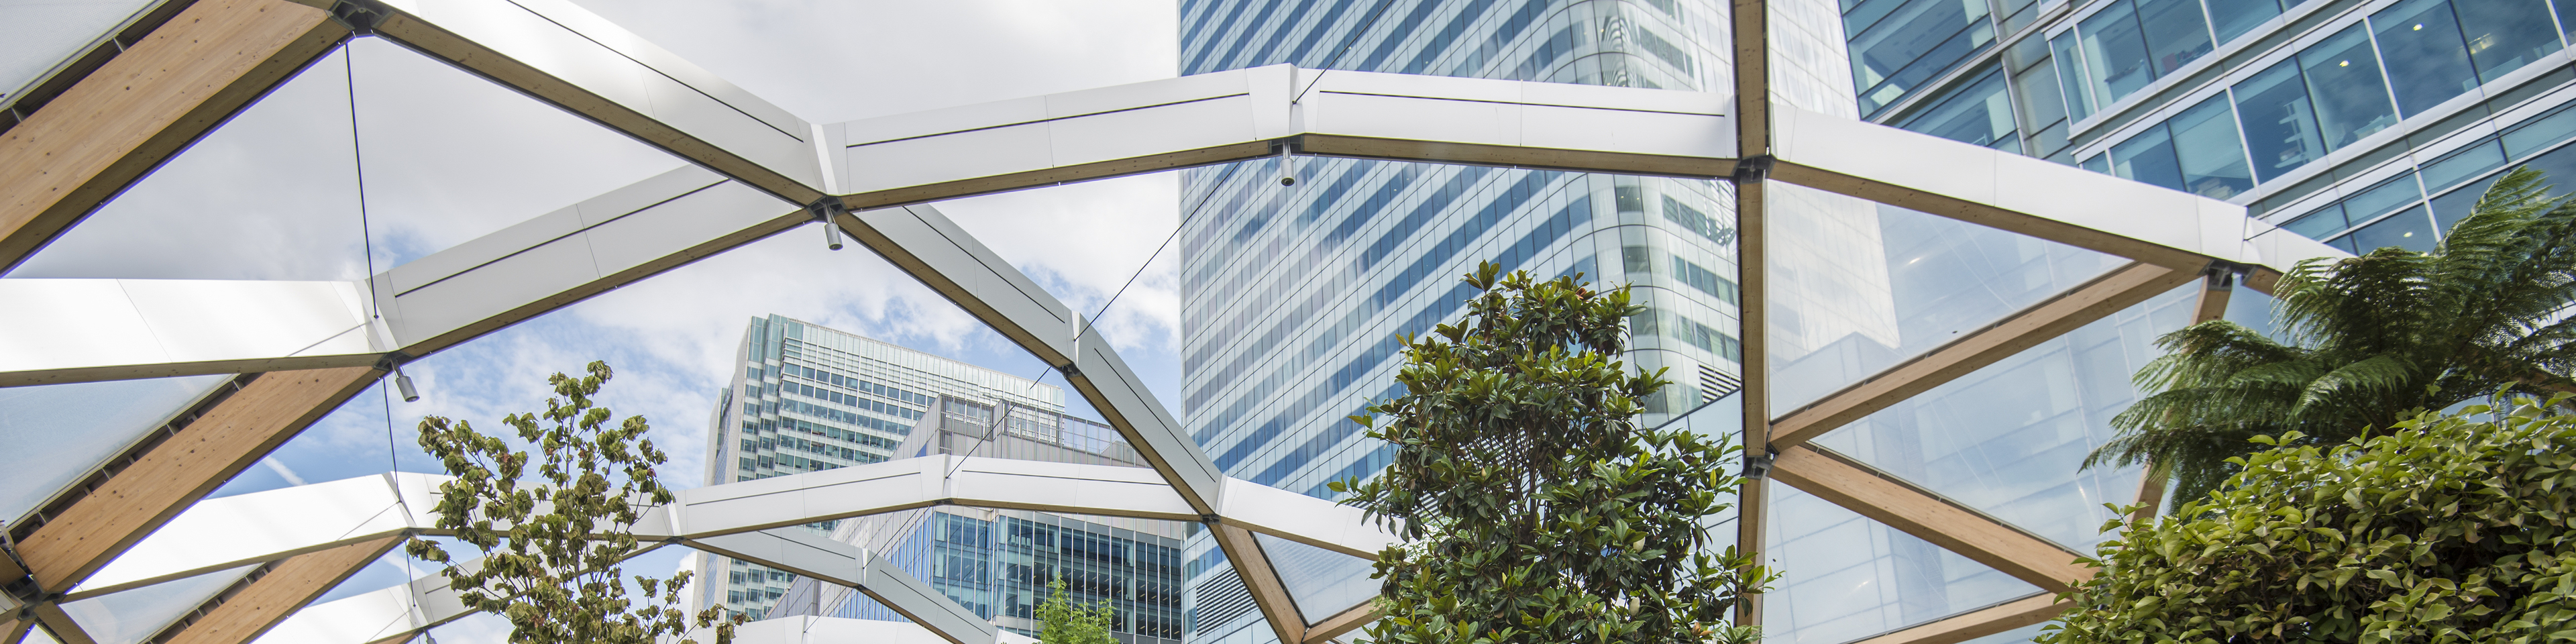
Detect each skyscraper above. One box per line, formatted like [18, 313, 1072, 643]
[1172, 1, 1744, 642]
[698, 315, 1066, 618]
[770, 395, 1189, 644]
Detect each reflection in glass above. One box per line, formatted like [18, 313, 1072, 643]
[1849, 0, 1999, 117]
[1960, 622, 2052, 644]
[2134, 0, 2213, 77]
[1766, 183, 2127, 414]
[2109, 123, 2184, 190]
[2050, 33, 2096, 121]
[1896, 67, 2018, 150]
[2168, 95, 2253, 199]
[60, 565, 256, 644]
[2345, 205, 2438, 252]
[2343, 174, 2426, 223]
[1811, 284, 2196, 550]
[2283, 205, 2351, 240]
[2078, 1, 2154, 105]
[2233, 60, 2325, 182]
[2296, 25, 2398, 150]
[2453, 0, 2561, 83]
[0, 375, 231, 521]
[1253, 532, 1376, 623]
[2370, 0, 2479, 117]
[2207, 0, 2284, 44]
[1761, 484, 2041, 643]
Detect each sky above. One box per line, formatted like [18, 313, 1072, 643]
[3, 0, 1184, 639]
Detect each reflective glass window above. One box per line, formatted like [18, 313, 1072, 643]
[2110, 121, 2186, 191]
[2371, 0, 2480, 117]
[2078, 1, 2155, 105]
[1762, 484, 2042, 643]
[1896, 66, 2018, 149]
[2169, 95, 2254, 199]
[2344, 205, 2438, 252]
[2297, 25, 2398, 150]
[2282, 204, 2351, 239]
[2504, 104, 2576, 158]
[2050, 33, 2097, 121]
[2135, 0, 2214, 76]
[2421, 140, 2507, 191]
[1849, 0, 1999, 116]
[2207, 0, 2284, 44]
[2232, 60, 2326, 182]
[2081, 152, 2110, 173]
[2343, 173, 2426, 221]
[2455, 0, 2562, 83]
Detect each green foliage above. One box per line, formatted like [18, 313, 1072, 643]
[2043, 396, 2576, 643]
[2092, 167, 2576, 503]
[1033, 578, 1115, 644]
[1336, 263, 1772, 644]
[405, 361, 745, 644]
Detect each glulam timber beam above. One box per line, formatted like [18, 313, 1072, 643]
[155, 537, 400, 644]
[1845, 594, 2067, 644]
[1766, 262, 2197, 448]
[1302, 602, 1378, 644]
[1767, 445, 2092, 593]
[0, 0, 343, 274]
[12, 366, 380, 592]
[1213, 525, 1305, 644]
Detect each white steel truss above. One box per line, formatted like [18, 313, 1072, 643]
[0, 0, 2353, 641]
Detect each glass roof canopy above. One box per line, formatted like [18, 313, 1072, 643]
[0, 1, 2346, 643]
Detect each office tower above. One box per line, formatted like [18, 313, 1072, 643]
[699, 315, 1067, 619]
[1173, 1, 1744, 643]
[769, 396, 1189, 644]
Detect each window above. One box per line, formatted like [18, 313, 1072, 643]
[1849, 0, 1998, 117]
[2050, 32, 2096, 121]
[2006, 36, 2073, 158]
[2341, 205, 2438, 252]
[2233, 60, 2325, 182]
[2168, 95, 2253, 198]
[2207, 0, 2284, 44]
[2070, 0, 2213, 111]
[2372, 0, 2479, 117]
[2296, 25, 2398, 150]
[1896, 66, 2019, 150]
[2455, 0, 2561, 83]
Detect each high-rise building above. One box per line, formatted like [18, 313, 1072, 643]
[1172, 1, 1745, 643]
[769, 395, 1189, 644]
[698, 315, 1066, 619]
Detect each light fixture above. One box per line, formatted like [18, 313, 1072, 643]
[394, 366, 420, 402]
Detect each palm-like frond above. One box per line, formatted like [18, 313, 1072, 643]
[2094, 166, 2576, 508]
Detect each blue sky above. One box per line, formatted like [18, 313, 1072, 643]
[4, 0, 1182, 639]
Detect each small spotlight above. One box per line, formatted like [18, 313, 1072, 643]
[822, 222, 845, 251]
[1279, 176, 1297, 186]
[394, 367, 421, 402]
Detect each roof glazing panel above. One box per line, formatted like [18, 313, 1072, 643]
[0, 0, 154, 102]
[0, 374, 231, 523]
[58, 564, 256, 644]
[1762, 484, 2040, 644]
[1252, 531, 1375, 625]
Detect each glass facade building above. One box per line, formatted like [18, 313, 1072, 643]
[698, 315, 1067, 619]
[771, 394, 1189, 644]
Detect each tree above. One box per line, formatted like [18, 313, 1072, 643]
[1335, 263, 1771, 644]
[406, 361, 745, 644]
[2090, 167, 2576, 504]
[1033, 577, 1116, 644]
[2041, 396, 2576, 643]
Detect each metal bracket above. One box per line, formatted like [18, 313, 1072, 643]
[1731, 154, 1774, 182]
[1741, 453, 1774, 479]
[2201, 260, 2250, 291]
[1056, 362, 1085, 378]
[371, 350, 415, 372]
[808, 196, 849, 251]
[328, 0, 396, 34]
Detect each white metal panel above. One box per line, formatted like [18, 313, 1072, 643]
[1067, 323, 1224, 503]
[1046, 94, 1260, 168]
[383, 205, 586, 296]
[860, 551, 997, 644]
[1044, 67, 1250, 117]
[944, 457, 1195, 519]
[382, 229, 600, 345]
[1516, 78, 1729, 116]
[842, 96, 1052, 147]
[394, 0, 653, 107]
[664, 456, 943, 537]
[495, 0, 805, 138]
[572, 166, 734, 229]
[1519, 103, 1731, 158]
[582, 180, 792, 276]
[727, 617, 960, 644]
[0, 280, 372, 376]
[843, 122, 1059, 194]
[854, 206, 1077, 361]
[1218, 478, 1397, 558]
[74, 474, 422, 597]
[1307, 91, 1520, 146]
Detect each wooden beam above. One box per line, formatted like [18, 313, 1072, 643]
[1768, 262, 2195, 449]
[1845, 594, 2067, 644]
[1301, 601, 1378, 644]
[15, 366, 381, 592]
[156, 537, 399, 644]
[26, 602, 96, 644]
[2128, 272, 2234, 521]
[1767, 445, 2092, 593]
[0, 0, 342, 272]
[2, 618, 27, 644]
[1213, 525, 1304, 644]
[1770, 162, 2211, 272]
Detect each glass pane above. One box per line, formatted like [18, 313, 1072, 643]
[2345, 205, 2438, 252]
[0, 0, 154, 101]
[1766, 182, 2128, 415]
[2135, 0, 2214, 76]
[2297, 25, 2398, 150]
[1811, 283, 2197, 551]
[2012, 60, 2070, 132]
[1963, 623, 2053, 644]
[1252, 533, 1376, 623]
[60, 565, 256, 644]
[2051, 33, 2097, 119]
[1850, 0, 1998, 116]
[2454, 0, 2562, 83]
[2282, 204, 2351, 239]
[2110, 123, 2186, 191]
[0, 375, 231, 522]
[2078, 1, 2155, 105]
[2169, 95, 2254, 199]
[2207, 0, 2284, 44]
[2422, 140, 2508, 191]
[2371, 0, 2479, 117]
[1897, 67, 2017, 148]
[2233, 60, 2326, 182]
[1762, 484, 2043, 643]
[2502, 105, 2576, 158]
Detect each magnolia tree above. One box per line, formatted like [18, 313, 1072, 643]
[407, 361, 746, 644]
[2043, 396, 2576, 641]
[1336, 263, 1772, 644]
